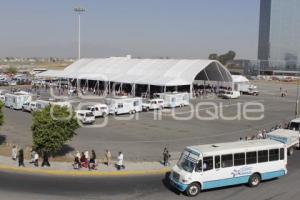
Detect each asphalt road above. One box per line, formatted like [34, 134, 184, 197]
[1, 150, 300, 200]
[1, 81, 297, 161]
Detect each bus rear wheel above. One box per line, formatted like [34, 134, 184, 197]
[186, 183, 201, 197]
[248, 173, 261, 187]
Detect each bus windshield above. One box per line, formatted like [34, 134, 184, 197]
[177, 150, 200, 173]
[288, 122, 300, 131]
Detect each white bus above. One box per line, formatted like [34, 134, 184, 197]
[170, 140, 287, 196]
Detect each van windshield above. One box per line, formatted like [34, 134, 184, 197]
[288, 122, 300, 131]
[86, 112, 94, 117]
[177, 151, 199, 173]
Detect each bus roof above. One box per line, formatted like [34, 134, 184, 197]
[187, 139, 284, 155]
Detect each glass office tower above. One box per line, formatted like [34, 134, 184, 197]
[258, 0, 300, 71]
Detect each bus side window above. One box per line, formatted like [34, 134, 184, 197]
[269, 149, 279, 161]
[195, 160, 202, 172]
[246, 151, 257, 164]
[215, 156, 220, 169]
[280, 148, 284, 160]
[203, 157, 213, 171]
[234, 153, 245, 166]
[258, 150, 268, 163]
[221, 154, 233, 168]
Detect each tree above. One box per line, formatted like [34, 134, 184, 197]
[31, 105, 79, 164]
[208, 50, 236, 65]
[5, 66, 17, 75]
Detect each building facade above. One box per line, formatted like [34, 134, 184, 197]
[258, 0, 300, 71]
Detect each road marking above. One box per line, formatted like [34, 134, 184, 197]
[0, 164, 170, 177]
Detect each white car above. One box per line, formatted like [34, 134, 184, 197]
[142, 99, 164, 111]
[22, 101, 37, 112]
[222, 91, 240, 99]
[87, 104, 109, 117]
[76, 110, 95, 124]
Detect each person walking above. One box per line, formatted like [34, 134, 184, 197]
[163, 147, 171, 166]
[89, 150, 97, 170]
[105, 149, 112, 166]
[116, 152, 125, 170]
[18, 148, 25, 167]
[11, 145, 18, 160]
[34, 152, 39, 167]
[41, 152, 51, 167]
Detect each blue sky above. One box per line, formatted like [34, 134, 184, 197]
[0, 0, 260, 59]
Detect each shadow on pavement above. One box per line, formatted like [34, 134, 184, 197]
[54, 144, 75, 157]
[0, 135, 6, 145]
[162, 172, 181, 196]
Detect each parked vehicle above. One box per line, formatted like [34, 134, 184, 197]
[87, 104, 109, 117]
[266, 128, 300, 155]
[142, 99, 164, 111]
[222, 90, 240, 99]
[0, 89, 8, 103]
[288, 118, 300, 131]
[154, 92, 189, 108]
[170, 140, 287, 196]
[240, 85, 259, 96]
[36, 99, 71, 111]
[76, 110, 95, 124]
[105, 96, 142, 115]
[5, 92, 32, 110]
[22, 101, 37, 112]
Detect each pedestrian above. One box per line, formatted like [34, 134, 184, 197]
[84, 150, 89, 161]
[89, 150, 97, 170]
[105, 149, 112, 166]
[116, 152, 125, 170]
[11, 145, 18, 160]
[73, 156, 80, 169]
[80, 152, 88, 168]
[34, 152, 39, 167]
[41, 152, 51, 167]
[30, 149, 36, 164]
[163, 148, 171, 166]
[18, 148, 25, 167]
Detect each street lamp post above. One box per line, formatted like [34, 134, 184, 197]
[74, 7, 86, 60]
[296, 78, 299, 117]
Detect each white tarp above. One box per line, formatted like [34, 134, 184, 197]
[37, 57, 232, 86]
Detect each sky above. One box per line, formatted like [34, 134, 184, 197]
[0, 0, 260, 59]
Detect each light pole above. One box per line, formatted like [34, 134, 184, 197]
[296, 78, 299, 117]
[74, 7, 86, 60]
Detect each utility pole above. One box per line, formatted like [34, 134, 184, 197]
[74, 7, 86, 60]
[296, 78, 299, 117]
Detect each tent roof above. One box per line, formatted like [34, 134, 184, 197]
[232, 75, 249, 83]
[36, 70, 63, 78]
[36, 57, 232, 86]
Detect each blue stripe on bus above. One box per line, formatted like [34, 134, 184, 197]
[202, 170, 285, 190]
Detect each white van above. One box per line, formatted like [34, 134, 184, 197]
[170, 140, 287, 196]
[288, 118, 300, 131]
[5, 92, 32, 110]
[76, 110, 95, 124]
[22, 101, 37, 112]
[154, 92, 189, 108]
[142, 99, 164, 111]
[222, 90, 240, 99]
[36, 99, 71, 111]
[87, 104, 109, 117]
[266, 129, 300, 155]
[36, 100, 51, 110]
[105, 96, 142, 115]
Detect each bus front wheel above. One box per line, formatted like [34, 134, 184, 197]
[248, 173, 261, 187]
[186, 182, 201, 197]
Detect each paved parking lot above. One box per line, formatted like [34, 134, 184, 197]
[0, 81, 297, 161]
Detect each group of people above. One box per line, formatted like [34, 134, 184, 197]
[240, 122, 289, 141]
[280, 87, 288, 97]
[11, 146, 50, 167]
[193, 84, 232, 98]
[72, 149, 125, 171]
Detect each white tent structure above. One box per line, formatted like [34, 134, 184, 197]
[36, 57, 233, 97]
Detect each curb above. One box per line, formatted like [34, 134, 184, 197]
[0, 164, 170, 177]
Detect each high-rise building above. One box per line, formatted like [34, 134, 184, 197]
[258, 0, 300, 71]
